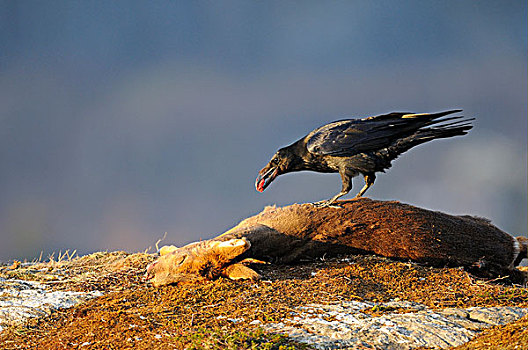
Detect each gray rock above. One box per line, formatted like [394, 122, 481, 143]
[467, 306, 527, 325]
[264, 301, 528, 350]
[0, 278, 102, 332]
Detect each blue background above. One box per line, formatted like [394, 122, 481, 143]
[1, 1, 526, 260]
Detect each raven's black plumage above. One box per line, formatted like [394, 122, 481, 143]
[256, 110, 473, 206]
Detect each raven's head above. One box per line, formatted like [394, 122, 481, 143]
[255, 147, 296, 192]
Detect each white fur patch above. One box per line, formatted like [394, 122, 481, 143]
[218, 238, 247, 248]
[510, 238, 520, 268]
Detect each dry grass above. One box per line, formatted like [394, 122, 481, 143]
[452, 315, 528, 350]
[1, 252, 527, 349]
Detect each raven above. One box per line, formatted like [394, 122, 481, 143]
[255, 110, 473, 206]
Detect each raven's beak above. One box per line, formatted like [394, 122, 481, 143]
[255, 166, 278, 192]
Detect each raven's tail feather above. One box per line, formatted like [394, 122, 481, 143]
[380, 116, 473, 161]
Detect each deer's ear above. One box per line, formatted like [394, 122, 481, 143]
[159, 245, 178, 256]
[222, 263, 261, 280]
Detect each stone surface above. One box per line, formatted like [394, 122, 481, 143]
[264, 301, 528, 350]
[0, 278, 102, 332]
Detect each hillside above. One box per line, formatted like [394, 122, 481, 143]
[1, 250, 527, 349]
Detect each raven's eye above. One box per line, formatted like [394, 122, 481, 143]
[272, 157, 279, 165]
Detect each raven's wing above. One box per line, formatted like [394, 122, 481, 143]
[306, 110, 463, 156]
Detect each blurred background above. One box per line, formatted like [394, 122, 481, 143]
[0, 1, 526, 261]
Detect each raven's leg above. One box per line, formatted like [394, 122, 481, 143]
[355, 173, 376, 198]
[313, 172, 352, 207]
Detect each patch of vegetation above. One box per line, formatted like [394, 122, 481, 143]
[173, 327, 307, 350]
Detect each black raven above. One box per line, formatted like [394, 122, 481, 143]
[255, 110, 473, 206]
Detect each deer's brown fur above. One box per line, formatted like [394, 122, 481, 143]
[148, 199, 527, 286]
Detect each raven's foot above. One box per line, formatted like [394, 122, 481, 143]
[311, 200, 342, 209]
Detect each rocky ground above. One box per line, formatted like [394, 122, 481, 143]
[0, 251, 527, 349]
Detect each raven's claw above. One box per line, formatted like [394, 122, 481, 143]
[311, 201, 342, 209]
